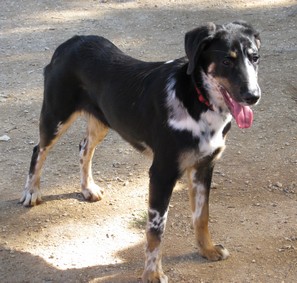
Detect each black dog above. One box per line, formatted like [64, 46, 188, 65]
[21, 21, 261, 282]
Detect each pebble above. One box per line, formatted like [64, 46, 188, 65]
[113, 162, 121, 168]
[211, 182, 218, 189]
[0, 134, 10, 141]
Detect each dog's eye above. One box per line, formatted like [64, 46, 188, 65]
[250, 54, 260, 64]
[222, 59, 233, 67]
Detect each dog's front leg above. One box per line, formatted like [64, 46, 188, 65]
[188, 165, 230, 261]
[142, 164, 177, 283]
[143, 208, 168, 283]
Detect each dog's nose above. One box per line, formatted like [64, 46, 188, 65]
[240, 85, 261, 105]
[242, 92, 260, 105]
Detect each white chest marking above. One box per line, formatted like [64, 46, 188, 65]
[166, 78, 231, 159]
[198, 111, 231, 157]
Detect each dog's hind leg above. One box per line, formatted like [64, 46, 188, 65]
[79, 114, 108, 202]
[188, 164, 230, 261]
[20, 109, 80, 206]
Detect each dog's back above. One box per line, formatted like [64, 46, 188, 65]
[43, 35, 188, 148]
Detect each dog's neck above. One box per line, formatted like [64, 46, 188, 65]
[190, 72, 213, 111]
[194, 85, 213, 111]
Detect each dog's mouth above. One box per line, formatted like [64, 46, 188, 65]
[219, 86, 253, 129]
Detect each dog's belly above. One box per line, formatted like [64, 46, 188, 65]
[126, 139, 153, 156]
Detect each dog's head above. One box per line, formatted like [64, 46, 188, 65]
[185, 21, 261, 128]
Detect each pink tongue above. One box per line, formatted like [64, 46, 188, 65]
[220, 87, 254, 129]
[233, 102, 253, 129]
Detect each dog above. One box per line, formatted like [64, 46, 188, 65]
[21, 21, 261, 282]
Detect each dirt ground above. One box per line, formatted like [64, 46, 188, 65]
[0, 0, 296, 282]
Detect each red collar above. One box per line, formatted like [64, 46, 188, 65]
[195, 86, 213, 111]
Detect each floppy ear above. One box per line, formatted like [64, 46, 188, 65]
[232, 20, 261, 49]
[254, 33, 261, 49]
[185, 22, 217, 75]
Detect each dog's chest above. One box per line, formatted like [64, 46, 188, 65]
[169, 107, 231, 171]
[166, 78, 232, 169]
[197, 111, 230, 157]
[168, 105, 230, 154]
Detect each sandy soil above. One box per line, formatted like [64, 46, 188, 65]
[0, 0, 296, 282]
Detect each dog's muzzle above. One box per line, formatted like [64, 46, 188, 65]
[240, 85, 261, 106]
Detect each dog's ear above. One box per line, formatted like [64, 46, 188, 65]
[232, 20, 261, 49]
[254, 32, 261, 49]
[185, 23, 217, 75]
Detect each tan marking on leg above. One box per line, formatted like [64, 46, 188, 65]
[21, 147, 49, 206]
[80, 114, 108, 201]
[188, 168, 229, 261]
[21, 112, 80, 206]
[40, 112, 81, 148]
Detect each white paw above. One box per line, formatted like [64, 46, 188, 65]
[215, 244, 230, 260]
[81, 182, 104, 202]
[200, 244, 230, 261]
[20, 189, 42, 207]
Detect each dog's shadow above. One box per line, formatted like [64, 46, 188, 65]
[42, 191, 85, 203]
[0, 245, 144, 283]
[0, 241, 207, 283]
[1, 196, 207, 283]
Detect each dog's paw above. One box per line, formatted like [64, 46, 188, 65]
[200, 244, 230, 261]
[82, 182, 104, 202]
[19, 189, 42, 207]
[142, 271, 168, 283]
